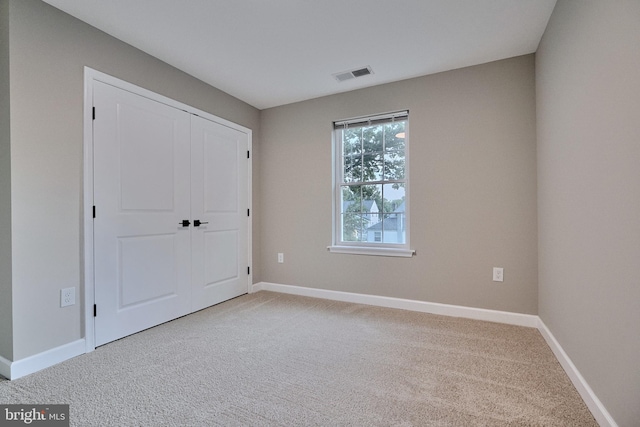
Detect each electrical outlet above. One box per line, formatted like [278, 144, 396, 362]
[492, 267, 504, 282]
[278, 253, 284, 263]
[61, 287, 75, 307]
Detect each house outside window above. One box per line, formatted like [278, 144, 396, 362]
[329, 111, 414, 257]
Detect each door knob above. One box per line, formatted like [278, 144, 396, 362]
[179, 220, 191, 227]
[194, 220, 208, 227]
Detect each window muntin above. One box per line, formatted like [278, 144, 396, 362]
[333, 112, 409, 250]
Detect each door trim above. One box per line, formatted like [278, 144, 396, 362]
[83, 67, 252, 352]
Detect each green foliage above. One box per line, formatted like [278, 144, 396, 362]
[342, 122, 405, 184]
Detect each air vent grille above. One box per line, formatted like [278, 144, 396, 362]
[351, 67, 371, 77]
[333, 66, 374, 82]
[335, 72, 355, 82]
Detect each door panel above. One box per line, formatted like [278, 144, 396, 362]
[118, 104, 176, 211]
[204, 132, 238, 213]
[204, 230, 239, 285]
[118, 234, 177, 307]
[191, 115, 248, 311]
[93, 81, 191, 346]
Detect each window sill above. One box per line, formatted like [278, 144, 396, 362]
[327, 245, 415, 258]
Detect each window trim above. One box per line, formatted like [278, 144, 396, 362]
[329, 111, 414, 257]
[327, 245, 415, 257]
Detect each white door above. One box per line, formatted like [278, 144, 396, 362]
[190, 115, 249, 311]
[92, 81, 250, 346]
[93, 81, 192, 346]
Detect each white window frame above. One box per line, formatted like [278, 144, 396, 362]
[328, 111, 415, 257]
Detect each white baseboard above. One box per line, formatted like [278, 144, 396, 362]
[537, 319, 618, 427]
[5, 339, 86, 380]
[253, 281, 617, 426]
[0, 354, 10, 380]
[253, 282, 539, 327]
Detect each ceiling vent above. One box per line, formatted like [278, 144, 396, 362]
[333, 66, 374, 82]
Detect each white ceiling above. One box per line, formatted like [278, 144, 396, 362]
[41, 0, 557, 110]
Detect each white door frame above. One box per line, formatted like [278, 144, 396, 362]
[83, 67, 253, 352]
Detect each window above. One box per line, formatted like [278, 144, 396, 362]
[329, 111, 414, 257]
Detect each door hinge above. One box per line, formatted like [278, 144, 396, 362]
[247, 266, 250, 275]
[247, 150, 250, 159]
[92, 107, 95, 120]
[247, 209, 250, 217]
[92, 205, 96, 218]
[93, 304, 97, 317]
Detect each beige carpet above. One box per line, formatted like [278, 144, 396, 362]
[0, 291, 597, 426]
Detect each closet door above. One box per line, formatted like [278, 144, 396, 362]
[190, 115, 249, 311]
[93, 81, 192, 346]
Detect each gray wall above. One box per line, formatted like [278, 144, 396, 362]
[0, 0, 13, 362]
[260, 55, 538, 314]
[6, 0, 260, 360]
[536, 1, 640, 425]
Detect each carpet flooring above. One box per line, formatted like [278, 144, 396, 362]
[0, 291, 597, 426]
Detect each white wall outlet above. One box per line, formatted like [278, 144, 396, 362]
[61, 287, 75, 307]
[277, 253, 284, 263]
[493, 267, 504, 282]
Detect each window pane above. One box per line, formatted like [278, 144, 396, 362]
[342, 128, 362, 183]
[383, 123, 404, 181]
[341, 213, 373, 243]
[343, 153, 362, 183]
[382, 183, 405, 213]
[361, 184, 382, 209]
[362, 153, 383, 182]
[342, 128, 362, 157]
[386, 137, 405, 153]
[379, 214, 406, 244]
[341, 186, 360, 242]
[361, 214, 376, 242]
[341, 185, 385, 243]
[384, 122, 406, 152]
[380, 183, 405, 244]
[383, 152, 405, 181]
[341, 213, 359, 242]
[361, 185, 381, 243]
[341, 185, 360, 212]
[362, 125, 383, 152]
